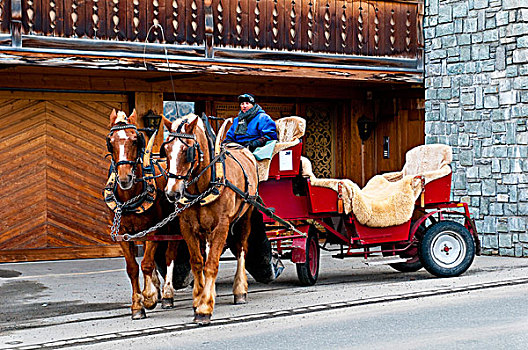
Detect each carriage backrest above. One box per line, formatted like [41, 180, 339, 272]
[275, 116, 306, 142]
[402, 144, 453, 176]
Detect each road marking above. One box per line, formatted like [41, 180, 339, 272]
[4, 277, 528, 350]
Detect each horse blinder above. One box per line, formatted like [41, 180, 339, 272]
[186, 145, 196, 163]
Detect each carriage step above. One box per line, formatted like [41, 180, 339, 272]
[363, 256, 408, 266]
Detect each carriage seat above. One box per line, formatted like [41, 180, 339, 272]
[302, 144, 453, 228]
[257, 116, 306, 182]
[382, 144, 453, 204]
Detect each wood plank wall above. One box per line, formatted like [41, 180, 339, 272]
[0, 91, 129, 262]
[337, 94, 425, 186]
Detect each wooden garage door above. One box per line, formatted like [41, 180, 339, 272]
[0, 91, 129, 262]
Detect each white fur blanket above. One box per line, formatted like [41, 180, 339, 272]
[303, 144, 453, 228]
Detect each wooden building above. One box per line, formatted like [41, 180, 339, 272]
[0, 0, 425, 262]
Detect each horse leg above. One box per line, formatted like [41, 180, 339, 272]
[141, 241, 160, 310]
[233, 209, 252, 304]
[195, 222, 229, 324]
[180, 224, 205, 314]
[119, 241, 146, 319]
[161, 241, 179, 309]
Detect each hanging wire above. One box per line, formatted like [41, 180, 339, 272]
[143, 23, 178, 103]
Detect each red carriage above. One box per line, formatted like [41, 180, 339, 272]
[253, 117, 480, 285]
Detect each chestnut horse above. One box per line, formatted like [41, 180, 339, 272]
[105, 109, 183, 319]
[163, 114, 258, 324]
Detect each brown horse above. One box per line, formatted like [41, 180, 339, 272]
[105, 109, 184, 319]
[163, 114, 258, 324]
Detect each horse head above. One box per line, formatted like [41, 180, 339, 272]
[107, 109, 145, 190]
[162, 114, 204, 203]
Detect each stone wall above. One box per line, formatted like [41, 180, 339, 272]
[424, 0, 528, 255]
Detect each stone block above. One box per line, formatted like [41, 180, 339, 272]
[510, 217, 526, 232]
[466, 165, 479, 178]
[499, 248, 515, 256]
[492, 158, 501, 172]
[496, 11, 510, 26]
[483, 180, 497, 196]
[464, 17, 478, 33]
[490, 202, 504, 215]
[501, 158, 511, 172]
[483, 29, 499, 42]
[474, 0, 490, 9]
[446, 63, 465, 75]
[460, 91, 475, 105]
[509, 185, 518, 202]
[499, 79, 511, 92]
[480, 165, 492, 178]
[458, 34, 472, 46]
[517, 132, 528, 145]
[499, 231, 513, 248]
[513, 49, 528, 64]
[437, 23, 455, 37]
[438, 6, 453, 23]
[497, 218, 509, 233]
[453, 2, 468, 17]
[519, 36, 528, 48]
[511, 159, 523, 173]
[497, 193, 510, 202]
[519, 203, 528, 215]
[515, 244, 523, 257]
[503, 0, 528, 10]
[484, 95, 499, 108]
[502, 174, 519, 184]
[513, 76, 528, 90]
[492, 122, 507, 132]
[488, 234, 499, 249]
[495, 46, 506, 70]
[468, 182, 482, 195]
[500, 91, 517, 105]
[505, 203, 518, 215]
[482, 216, 496, 233]
[512, 23, 528, 35]
[519, 185, 528, 201]
[506, 65, 518, 77]
[438, 88, 452, 100]
[447, 107, 462, 121]
[459, 149, 474, 166]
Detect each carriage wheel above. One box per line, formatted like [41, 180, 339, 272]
[296, 228, 320, 286]
[419, 221, 475, 278]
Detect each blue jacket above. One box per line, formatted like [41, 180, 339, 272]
[225, 109, 278, 145]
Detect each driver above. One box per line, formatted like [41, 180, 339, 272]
[224, 93, 278, 151]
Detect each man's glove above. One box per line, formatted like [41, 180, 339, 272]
[248, 137, 267, 151]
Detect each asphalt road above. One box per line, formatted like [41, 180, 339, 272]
[1, 252, 528, 349]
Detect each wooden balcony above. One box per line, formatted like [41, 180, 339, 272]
[0, 0, 424, 82]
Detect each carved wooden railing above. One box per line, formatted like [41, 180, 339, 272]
[0, 0, 424, 70]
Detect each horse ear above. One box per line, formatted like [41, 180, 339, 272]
[109, 109, 118, 126]
[187, 116, 199, 133]
[128, 109, 138, 124]
[162, 115, 173, 131]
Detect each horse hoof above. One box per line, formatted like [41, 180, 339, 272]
[193, 313, 211, 326]
[234, 293, 248, 305]
[131, 308, 146, 320]
[143, 300, 158, 311]
[161, 298, 174, 309]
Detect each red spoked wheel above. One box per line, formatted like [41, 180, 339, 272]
[296, 227, 320, 286]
